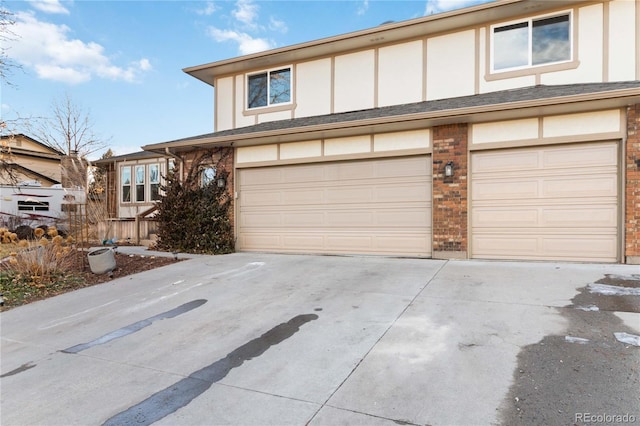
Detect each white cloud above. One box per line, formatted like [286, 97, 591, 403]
[268, 17, 287, 33]
[207, 27, 274, 55]
[357, 0, 369, 16]
[425, 0, 489, 15]
[138, 58, 152, 72]
[196, 1, 218, 16]
[7, 12, 151, 85]
[29, 0, 70, 15]
[232, 0, 259, 29]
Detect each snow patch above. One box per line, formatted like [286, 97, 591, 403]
[614, 332, 640, 347]
[588, 283, 640, 297]
[565, 336, 590, 344]
[575, 305, 599, 311]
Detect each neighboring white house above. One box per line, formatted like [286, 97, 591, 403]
[140, 0, 640, 263]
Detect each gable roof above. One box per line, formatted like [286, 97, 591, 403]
[92, 150, 169, 166]
[143, 81, 640, 153]
[1, 134, 65, 156]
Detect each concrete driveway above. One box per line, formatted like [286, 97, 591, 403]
[1, 253, 638, 425]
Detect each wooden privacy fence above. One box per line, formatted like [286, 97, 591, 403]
[97, 216, 159, 245]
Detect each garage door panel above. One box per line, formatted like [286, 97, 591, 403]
[282, 165, 326, 183]
[471, 142, 619, 262]
[242, 191, 283, 206]
[473, 205, 617, 228]
[542, 175, 617, 198]
[541, 236, 617, 260]
[238, 156, 432, 256]
[282, 189, 326, 205]
[541, 206, 617, 227]
[377, 209, 430, 227]
[326, 187, 374, 203]
[472, 150, 540, 173]
[472, 208, 539, 227]
[542, 143, 617, 168]
[377, 157, 432, 177]
[241, 168, 284, 185]
[473, 236, 539, 254]
[472, 180, 539, 200]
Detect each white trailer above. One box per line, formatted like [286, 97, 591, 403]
[0, 181, 85, 229]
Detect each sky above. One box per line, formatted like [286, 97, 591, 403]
[1, 0, 490, 160]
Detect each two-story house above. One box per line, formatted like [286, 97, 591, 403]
[141, 0, 640, 264]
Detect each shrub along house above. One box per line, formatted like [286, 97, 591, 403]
[141, 0, 640, 264]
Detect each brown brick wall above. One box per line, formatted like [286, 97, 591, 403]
[626, 104, 640, 262]
[432, 124, 468, 257]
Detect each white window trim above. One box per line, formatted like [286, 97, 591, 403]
[121, 166, 132, 203]
[246, 65, 293, 111]
[149, 163, 161, 201]
[135, 165, 146, 203]
[490, 10, 573, 74]
[121, 163, 165, 204]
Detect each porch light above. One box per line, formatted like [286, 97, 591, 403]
[444, 161, 454, 177]
[217, 176, 226, 188]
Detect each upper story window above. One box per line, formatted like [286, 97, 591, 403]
[492, 12, 571, 72]
[247, 67, 291, 109]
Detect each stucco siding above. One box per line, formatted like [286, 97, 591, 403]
[473, 119, 539, 145]
[542, 110, 620, 138]
[237, 145, 279, 163]
[235, 75, 254, 128]
[608, 0, 636, 82]
[280, 140, 322, 160]
[426, 30, 475, 100]
[334, 50, 375, 113]
[324, 135, 371, 156]
[215, 76, 234, 131]
[295, 59, 332, 118]
[374, 129, 430, 152]
[378, 40, 424, 107]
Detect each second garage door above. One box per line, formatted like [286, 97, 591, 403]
[237, 156, 432, 257]
[470, 142, 619, 262]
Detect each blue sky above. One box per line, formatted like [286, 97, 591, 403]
[2, 0, 490, 159]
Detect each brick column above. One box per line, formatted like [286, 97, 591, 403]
[626, 104, 640, 264]
[432, 124, 468, 259]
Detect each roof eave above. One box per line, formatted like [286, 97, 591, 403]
[184, 0, 585, 87]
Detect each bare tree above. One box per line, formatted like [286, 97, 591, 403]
[31, 93, 108, 157]
[0, 3, 20, 85]
[0, 3, 21, 184]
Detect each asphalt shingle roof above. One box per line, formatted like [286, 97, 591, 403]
[154, 81, 640, 147]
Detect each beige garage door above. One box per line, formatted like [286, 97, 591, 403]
[471, 142, 619, 262]
[237, 156, 432, 256]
